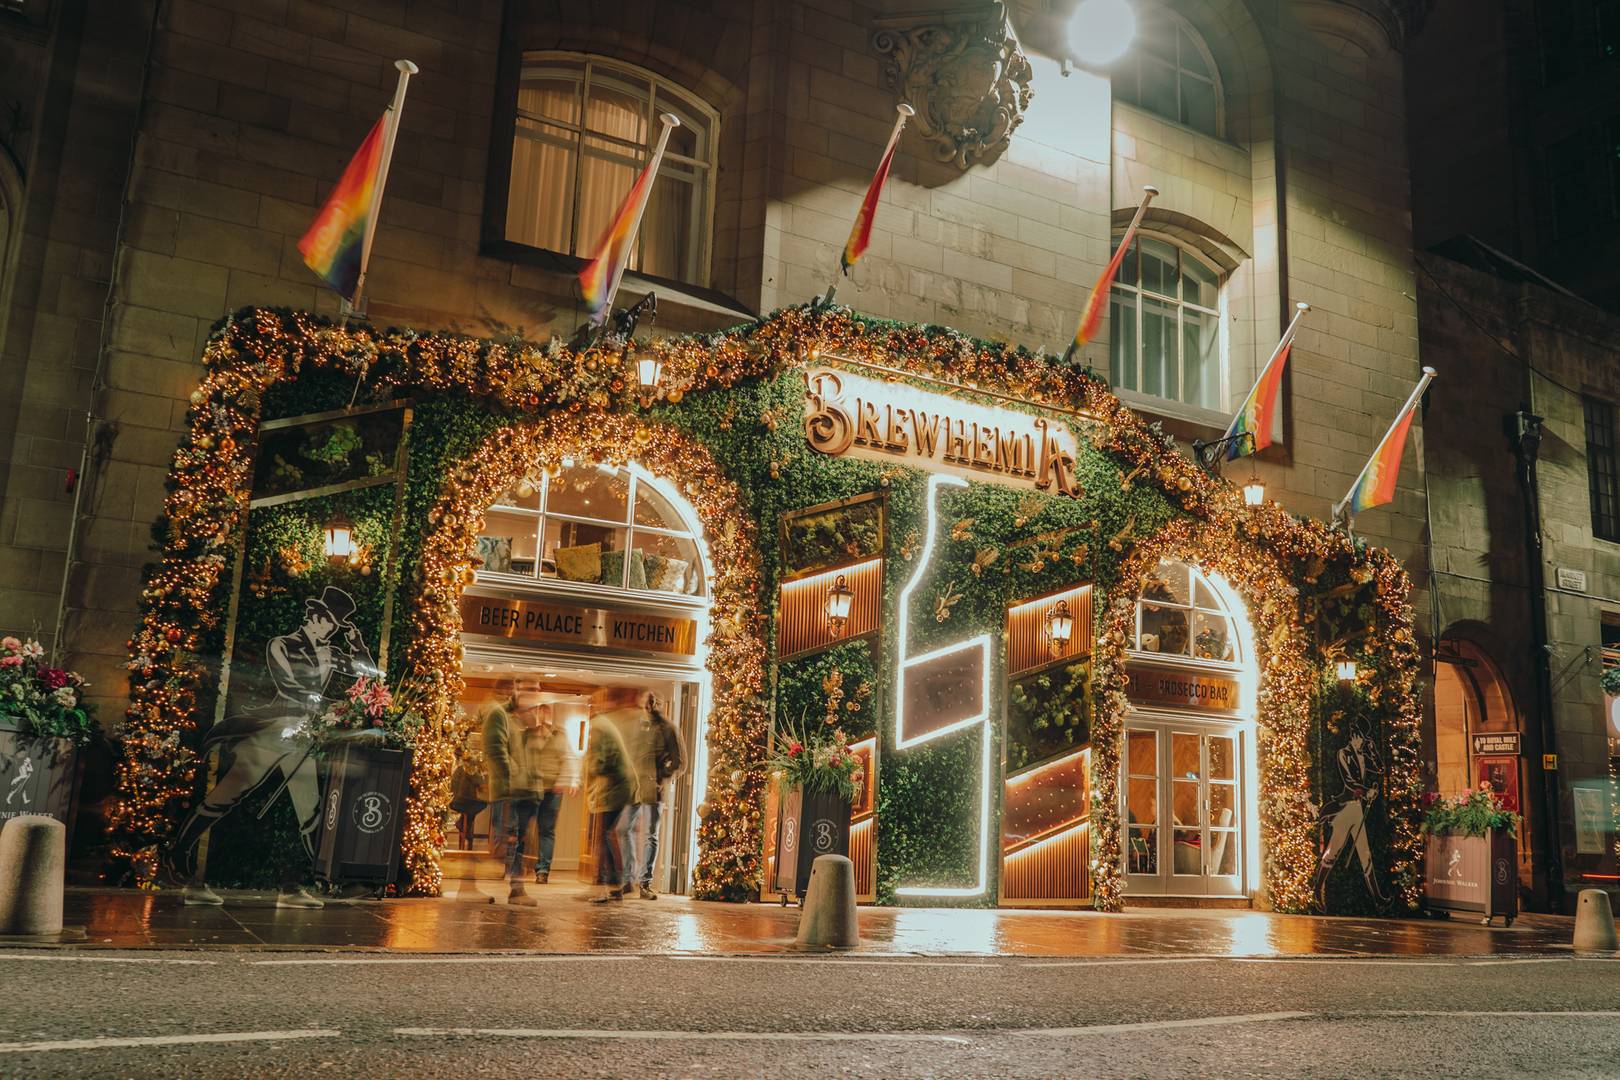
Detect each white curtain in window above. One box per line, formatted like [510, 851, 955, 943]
[508, 85, 578, 253]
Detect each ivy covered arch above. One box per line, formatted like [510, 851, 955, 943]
[401, 411, 769, 897]
[108, 303, 1424, 914]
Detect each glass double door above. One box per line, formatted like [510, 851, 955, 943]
[1123, 717, 1244, 897]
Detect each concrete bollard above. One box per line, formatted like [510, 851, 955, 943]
[1572, 888, 1619, 954]
[796, 854, 858, 949]
[0, 815, 66, 936]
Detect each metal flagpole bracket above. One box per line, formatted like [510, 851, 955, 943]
[1191, 431, 1255, 476]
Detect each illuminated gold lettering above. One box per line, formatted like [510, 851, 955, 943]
[911, 410, 940, 457]
[854, 399, 883, 447]
[883, 405, 910, 453]
[973, 424, 996, 469]
[804, 371, 854, 456]
[943, 418, 971, 463]
[1034, 419, 1079, 496]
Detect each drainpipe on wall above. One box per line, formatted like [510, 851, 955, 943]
[1509, 407, 1566, 912]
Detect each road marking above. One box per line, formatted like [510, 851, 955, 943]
[669, 955, 1000, 969]
[1233, 957, 1455, 967]
[1022, 957, 1228, 969]
[0, 954, 216, 965]
[250, 954, 642, 966]
[394, 1027, 975, 1044]
[0, 1030, 339, 1054]
[1010, 1011, 1313, 1037]
[1375, 1010, 1620, 1019]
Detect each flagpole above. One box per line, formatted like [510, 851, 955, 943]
[1220, 300, 1310, 449]
[1332, 365, 1438, 523]
[1063, 184, 1158, 363]
[823, 102, 914, 305]
[597, 112, 680, 323]
[346, 58, 418, 319]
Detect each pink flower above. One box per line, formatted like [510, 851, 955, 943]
[1, 637, 19, 652]
[42, 669, 68, 691]
[0, 655, 22, 668]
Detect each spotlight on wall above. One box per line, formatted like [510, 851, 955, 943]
[1046, 598, 1076, 657]
[1336, 658, 1358, 683]
[1068, 0, 1136, 67]
[1242, 471, 1265, 507]
[323, 513, 354, 563]
[825, 573, 855, 637]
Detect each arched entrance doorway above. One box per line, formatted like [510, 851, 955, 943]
[452, 459, 715, 895]
[1433, 635, 1529, 891]
[1121, 559, 1260, 899]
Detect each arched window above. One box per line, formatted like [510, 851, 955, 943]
[1113, 10, 1222, 137]
[1108, 235, 1224, 411]
[477, 461, 706, 597]
[1133, 559, 1240, 666]
[504, 53, 718, 286]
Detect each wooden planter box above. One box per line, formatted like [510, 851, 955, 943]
[312, 742, 413, 888]
[0, 726, 81, 845]
[1423, 828, 1518, 926]
[772, 786, 851, 900]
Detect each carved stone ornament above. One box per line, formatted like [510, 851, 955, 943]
[871, 2, 1034, 171]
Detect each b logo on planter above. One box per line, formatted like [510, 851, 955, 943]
[353, 791, 391, 835]
[324, 788, 341, 831]
[812, 819, 836, 854]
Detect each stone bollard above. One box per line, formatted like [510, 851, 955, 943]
[796, 854, 858, 949]
[1572, 888, 1619, 954]
[0, 815, 66, 936]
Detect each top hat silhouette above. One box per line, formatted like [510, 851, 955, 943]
[304, 586, 357, 628]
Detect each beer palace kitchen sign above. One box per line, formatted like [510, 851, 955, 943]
[460, 594, 698, 657]
[803, 366, 1084, 497]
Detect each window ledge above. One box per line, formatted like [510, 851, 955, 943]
[482, 239, 756, 322]
[1113, 389, 1231, 433]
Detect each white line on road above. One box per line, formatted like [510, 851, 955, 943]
[1375, 1010, 1620, 1019]
[0, 1030, 339, 1054]
[250, 954, 642, 966]
[393, 1027, 975, 1044]
[669, 955, 1000, 968]
[1010, 1011, 1314, 1037]
[1022, 957, 1230, 968]
[1233, 957, 1457, 967]
[0, 954, 216, 965]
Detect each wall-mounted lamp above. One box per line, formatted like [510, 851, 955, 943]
[636, 350, 663, 393]
[323, 513, 355, 563]
[1046, 599, 1076, 657]
[825, 574, 855, 637]
[1336, 659, 1358, 683]
[1242, 471, 1265, 507]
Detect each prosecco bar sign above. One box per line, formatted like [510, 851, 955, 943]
[803, 366, 1084, 497]
[460, 595, 698, 657]
[1125, 662, 1242, 715]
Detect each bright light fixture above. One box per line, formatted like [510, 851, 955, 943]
[323, 513, 354, 562]
[1046, 599, 1076, 657]
[1242, 474, 1265, 507]
[1069, 0, 1136, 67]
[824, 574, 855, 636]
[1336, 659, 1358, 682]
[636, 351, 663, 391]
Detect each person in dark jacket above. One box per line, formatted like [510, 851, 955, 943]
[626, 693, 685, 899]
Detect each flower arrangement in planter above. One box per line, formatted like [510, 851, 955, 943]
[1601, 665, 1620, 698]
[0, 636, 96, 746]
[769, 715, 862, 802]
[299, 677, 425, 752]
[1421, 783, 1519, 838]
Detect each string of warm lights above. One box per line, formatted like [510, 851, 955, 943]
[111, 304, 1422, 912]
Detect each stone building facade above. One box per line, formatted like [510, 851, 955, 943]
[1420, 245, 1620, 911]
[0, 0, 1437, 863]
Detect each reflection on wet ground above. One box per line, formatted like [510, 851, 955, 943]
[45, 885, 1586, 957]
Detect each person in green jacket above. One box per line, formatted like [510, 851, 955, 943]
[625, 693, 685, 900]
[482, 681, 541, 906]
[586, 687, 637, 903]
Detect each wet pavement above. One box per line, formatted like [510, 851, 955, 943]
[35, 885, 1595, 957]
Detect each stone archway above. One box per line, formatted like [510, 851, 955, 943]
[403, 410, 769, 898]
[1090, 514, 1315, 912]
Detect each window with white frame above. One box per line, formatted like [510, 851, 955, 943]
[1113, 11, 1222, 137]
[1133, 560, 1240, 666]
[504, 54, 717, 286]
[477, 462, 706, 597]
[1107, 235, 1225, 411]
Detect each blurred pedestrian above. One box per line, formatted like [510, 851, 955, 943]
[586, 687, 638, 903]
[626, 692, 684, 900]
[522, 702, 579, 885]
[483, 678, 540, 906]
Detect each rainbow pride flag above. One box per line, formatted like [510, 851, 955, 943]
[841, 139, 900, 274]
[298, 113, 387, 302]
[1345, 396, 1419, 514]
[1222, 339, 1291, 460]
[579, 156, 661, 322]
[1069, 187, 1155, 356]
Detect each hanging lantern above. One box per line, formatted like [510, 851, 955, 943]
[1242, 471, 1265, 507]
[824, 574, 855, 637]
[1336, 658, 1358, 683]
[1046, 598, 1075, 657]
[323, 513, 355, 563]
[636, 349, 664, 392]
